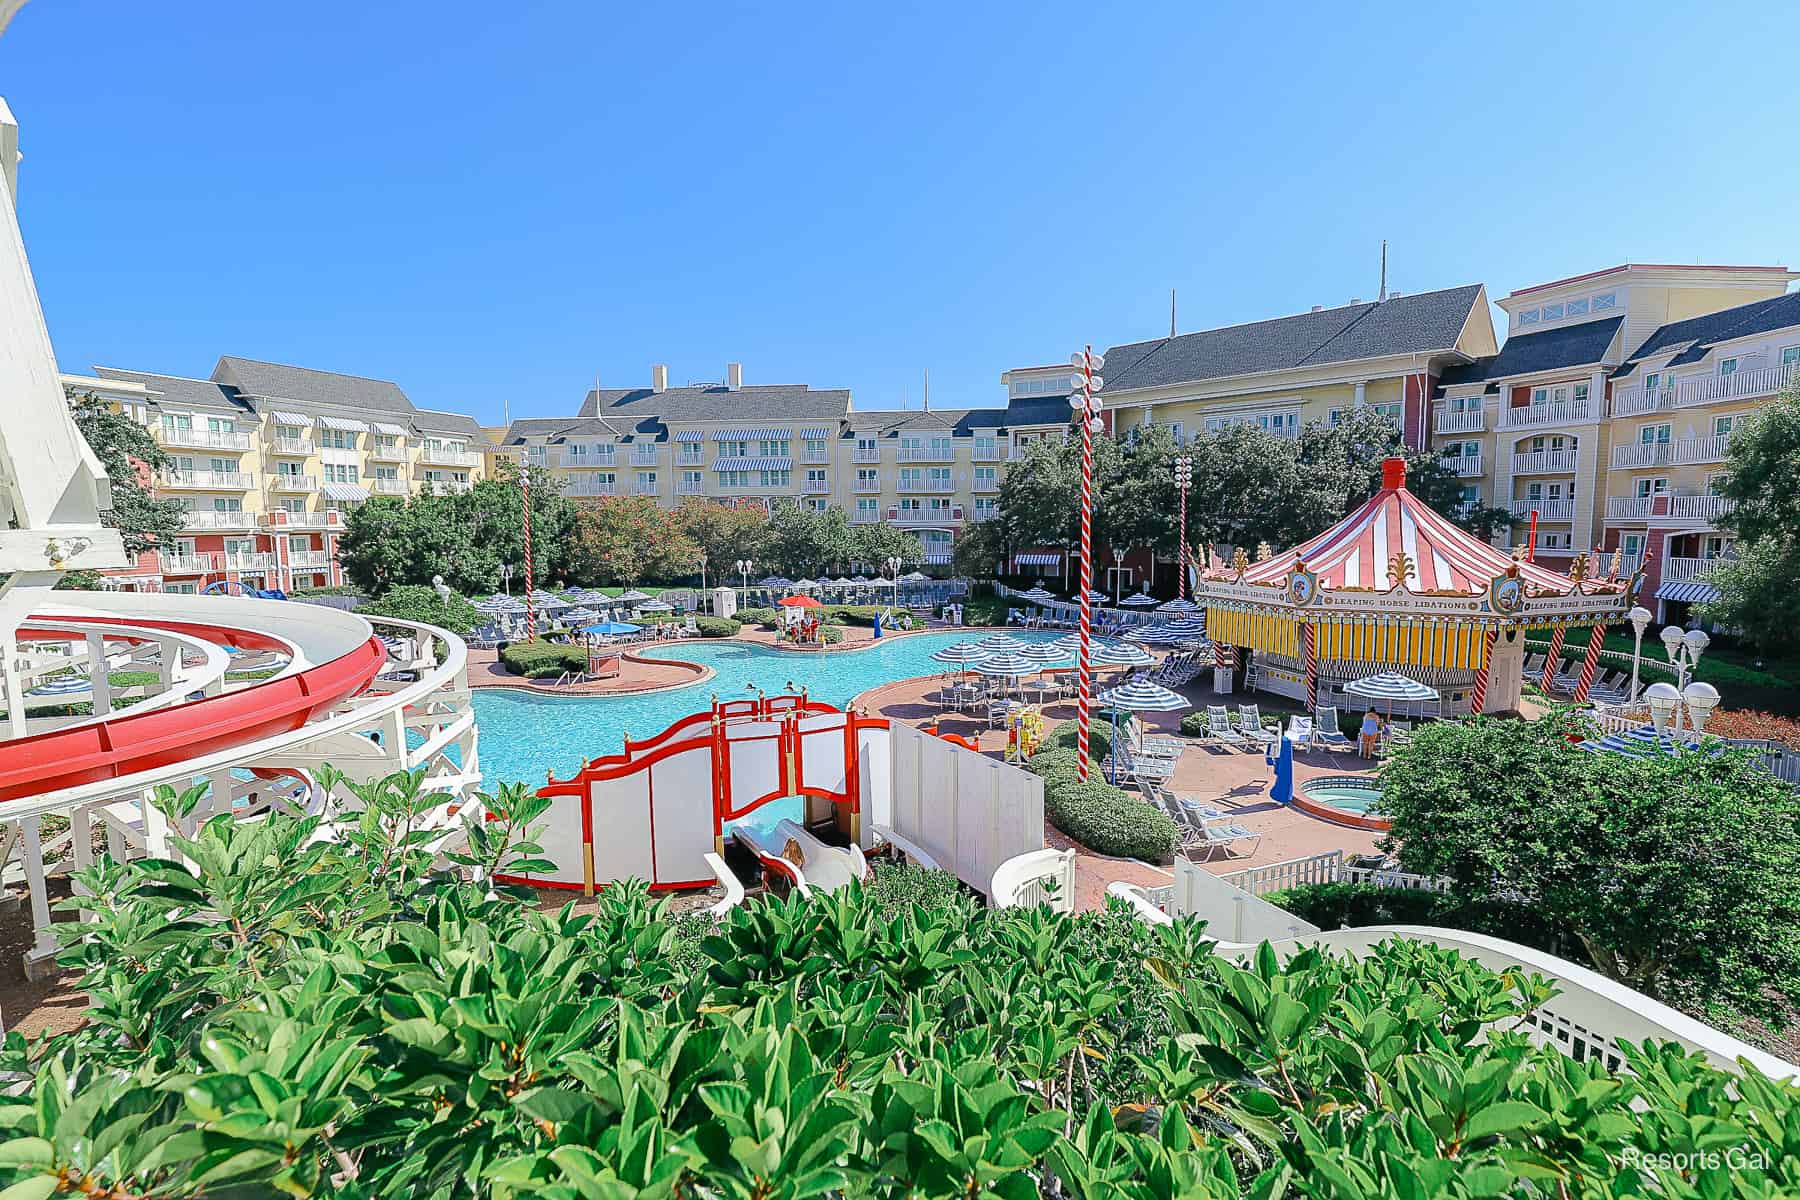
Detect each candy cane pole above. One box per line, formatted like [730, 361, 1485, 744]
[1071, 346, 1104, 781]
[1174, 454, 1191, 600]
[1469, 627, 1498, 714]
[522, 463, 536, 639]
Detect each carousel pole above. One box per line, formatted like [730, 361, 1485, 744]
[1469, 627, 1499, 714]
[1301, 622, 1318, 714]
[1539, 623, 1566, 694]
[1071, 346, 1105, 782]
[1573, 623, 1607, 704]
[1174, 455, 1191, 600]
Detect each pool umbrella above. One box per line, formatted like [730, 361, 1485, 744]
[978, 632, 1027, 653]
[637, 599, 673, 613]
[1157, 597, 1201, 614]
[1096, 678, 1191, 782]
[560, 606, 600, 624]
[1126, 623, 1182, 644]
[850, 574, 869, 583]
[1056, 635, 1155, 669]
[1343, 671, 1440, 721]
[758, 575, 792, 587]
[1078, 588, 1109, 604]
[1017, 641, 1073, 664]
[580, 620, 642, 638]
[1121, 592, 1157, 607]
[832, 576, 855, 588]
[1576, 723, 1706, 759]
[27, 673, 90, 698]
[975, 651, 1040, 697]
[476, 595, 509, 610]
[931, 641, 990, 687]
[617, 589, 654, 603]
[792, 578, 819, 590]
[778, 594, 822, 607]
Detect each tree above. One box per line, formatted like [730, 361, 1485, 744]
[67, 393, 188, 555]
[356, 584, 484, 635]
[673, 498, 770, 571]
[763, 501, 852, 575]
[565, 497, 700, 585]
[1379, 712, 1800, 1019]
[1700, 379, 1800, 650]
[847, 521, 923, 572]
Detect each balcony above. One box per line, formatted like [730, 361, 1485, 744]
[260, 511, 343, 531]
[852, 449, 881, 464]
[898, 478, 955, 493]
[802, 449, 831, 464]
[369, 478, 409, 496]
[1611, 442, 1675, 469]
[156, 427, 252, 452]
[1604, 493, 1735, 524]
[972, 446, 1003, 462]
[268, 474, 317, 493]
[851, 510, 881, 524]
[163, 470, 253, 491]
[182, 510, 254, 531]
[1674, 434, 1730, 465]
[564, 479, 618, 498]
[973, 475, 999, 492]
[1512, 449, 1578, 475]
[1432, 404, 1486, 434]
[1499, 399, 1598, 430]
[893, 507, 962, 526]
[559, 451, 616, 469]
[367, 441, 406, 461]
[1676, 362, 1796, 408]
[420, 447, 479, 468]
[1507, 498, 1573, 522]
[161, 552, 218, 574]
[1610, 384, 1675, 418]
[675, 480, 705, 496]
[422, 479, 472, 496]
[897, 448, 956, 463]
[1606, 496, 1652, 521]
[1667, 494, 1734, 522]
[1663, 554, 1735, 584]
[1441, 453, 1483, 478]
[222, 552, 273, 572]
[633, 482, 660, 497]
[268, 436, 316, 456]
[630, 449, 658, 467]
[854, 477, 881, 493]
[287, 549, 331, 570]
[802, 481, 831, 495]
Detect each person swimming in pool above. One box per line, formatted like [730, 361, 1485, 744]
[1359, 709, 1384, 758]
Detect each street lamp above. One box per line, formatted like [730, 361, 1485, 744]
[431, 574, 452, 612]
[1626, 605, 1653, 702]
[1173, 455, 1192, 599]
[1112, 547, 1125, 605]
[500, 562, 515, 596]
[884, 555, 902, 609]
[1068, 346, 1105, 781]
[735, 560, 754, 608]
[1644, 626, 1717, 739]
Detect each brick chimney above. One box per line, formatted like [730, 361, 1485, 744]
[651, 363, 667, 392]
[727, 362, 742, 390]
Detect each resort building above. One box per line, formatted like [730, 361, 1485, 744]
[63, 357, 491, 593]
[1428, 264, 1800, 622]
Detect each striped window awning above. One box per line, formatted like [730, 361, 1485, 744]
[1205, 607, 1298, 658]
[713, 457, 792, 472]
[673, 431, 705, 442]
[322, 483, 369, 501]
[1655, 580, 1720, 604]
[1309, 616, 1491, 671]
[320, 416, 369, 432]
[799, 427, 831, 439]
[271, 411, 313, 427]
[712, 429, 788, 441]
[1012, 553, 1063, 567]
[373, 422, 408, 437]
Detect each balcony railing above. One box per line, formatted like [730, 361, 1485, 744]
[1500, 399, 1598, 430]
[1441, 453, 1483, 478]
[260, 511, 342, 530]
[893, 508, 962, 526]
[157, 427, 252, 452]
[973, 476, 999, 492]
[1611, 442, 1675, 470]
[1432, 405, 1486, 434]
[676, 454, 706, 468]
[898, 478, 955, 493]
[675, 480, 705, 495]
[1663, 554, 1735, 583]
[972, 447, 1003, 462]
[366, 441, 406, 461]
[369, 478, 409, 496]
[897, 448, 956, 463]
[184, 509, 255, 530]
[287, 550, 331, 570]
[1512, 449, 1578, 475]
[802, 481, 831, 495]
[1507, 498, 1573, 521]
[802, 449, 831, 464]
[1606, 496, 1652, 521]
[160, 552, 218, 574]
[163, 470, 253, 490]
[222, 552, 273, 572]
[852, 449, 881, 464]
[854, 478, 881, 493]
[1677, 362, 1796, 407]
[1675, 434, 1731, 465]
[851, 510, 881, 524]
[565, 480, 617, 498]
[420, 448, 479, 468]
[559, 451, 616, 469]
[1604, 493, 1735, 524]
[268, 436, 316, 456]
[422, 479, 472, 496]
[1609, 385, 1675, 418]
[268, 474, 317, 493]
[1667, 494, 1734, 521]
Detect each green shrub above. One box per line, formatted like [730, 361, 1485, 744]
[1041, 719, 1112, 763]
[692, 616, 741, 638]
[356, 584, 484, 635]
[820, 625, 846, 645]
[827, 604, 886, 626]
[1264, 882, 1579, 957]
[1179, 711, 1208, 737]
[864, 860, 970, 914]
[499, 640, 587, 679]
[1043, 776, 1179, 863]
[738, 606, 782, 628]
[292, 584, 364, 597]
[1023, 748, 1079, 778]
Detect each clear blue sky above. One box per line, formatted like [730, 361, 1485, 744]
[5, 1, 1797, 425]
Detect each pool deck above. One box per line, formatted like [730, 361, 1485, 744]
[854, 672, 1381, 912]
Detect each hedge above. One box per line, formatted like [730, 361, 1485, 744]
[1042, 777, 1179, 864]
[1041, 719, 1112, 763]
[499, 640, 588, 679]
[738, 606, 783, 628]
[1263, 882, 1580, 959]
[821, 625, 846, 645]
[693, 616, 741, 638]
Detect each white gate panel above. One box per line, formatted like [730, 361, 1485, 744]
[884, 723, 1045, 898]
[651, 747, 715, 884]
[857, 723, 891, 848]
[591, 771, 654, 886]
[797, 713, 847, 797]
[725, 720, 782, 808]
[524, 777, 589, 887]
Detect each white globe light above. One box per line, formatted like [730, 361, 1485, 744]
[1070, 352, 1086, 367]
[1628, 605, 1653, 635]
[1087, 417, 1104, 433]
[1069, 374, 1087, 392]
[1683, 628, 1710, 658]
[1087, 375, 1104, 391]
[1068, 394, 1085, 410]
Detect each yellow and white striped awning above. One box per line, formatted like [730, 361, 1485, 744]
[1310, 615, 1489, 670]
[1205, 606, 1297, 657]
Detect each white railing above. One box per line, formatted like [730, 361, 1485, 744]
[261, 512, 342, 530]
[802, 449, 831, 464]
[1442, 453, 1483, 478]
[852, 449, 881, 463]
[854, 479, 881, 493]
[1676, 362, 1796, 408]
[270, 436, 316, 456]
[420, 448, 479, 468]
[156, 427, 252, 452]
[183, 510, 254, 530]
[1219, 850, 1450, 897]
[1606, 496, 1651, 520]
[369, 478, 409, 496]
[1611, 442, 1674, 469]
[163, 470, 253, 490]
[1668, 494, 1733, 521]
[1662, 554, 1734, 583]
[268, 474, 317, 492]
[422, 480, 472, 496]
[973, 476, 999, 492]
[802, 481, 831, 495]
[676, 453, 706, 468]
[1610, 384, 1675, 417]
[893, 509, 960, 526]
[1500, 399, 1598, 429]
[160, 552, 218, 574]
[972, 447, 1003, 462]
[1674, 435, 1730, 465]
[675, 481, 705, 495]
[287, 550, 330, 569]
[366, 441, 405, 461]
[1433, 405, 1486, 434]
[898, 478, 954, 492]
[559, 451, 616, 469]
[1507, 498, 1573, 521]
[851, 511, 880, 524]
[633, 484, 659, 497]
[564, 480, 617, 498]
[631, 449, 658, 466]
[1512, 449, 1578, 475]
[221, 552, 273, 571]
[897, 448, 956, 463]
[989, 848, 1075, 912]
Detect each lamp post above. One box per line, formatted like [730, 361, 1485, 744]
[884, 555, 902, 610]
[1173, 454, 1192, 600]
[734, 559, 754, 604]
[1644, 626, 1718, 740]
[500, 562, 514, 596]
[1112, 546, 1125, 605]
[1626, 604, 1653, 702]
[1069, 347, 1105, 781]
[431, 574, 451, 612]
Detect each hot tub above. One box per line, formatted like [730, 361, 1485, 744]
[1294, 774, 1392, 832]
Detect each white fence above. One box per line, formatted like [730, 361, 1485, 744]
[879, 721, 1045, 898]
[990, 848, 1075, 912]
[1218, 849, 1450, 897]
[1169, 857, 1320, 943]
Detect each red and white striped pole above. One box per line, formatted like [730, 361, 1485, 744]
[1573, 623, 1607, 703]
[1302, 622, 1318, 713]
[522, 462, 536, 639]
[1072, 346, 1104, 781]
[1174, 455, 1191, 600]
[1540, 624, 1565, 693]
[1469, 627, 1498, 714]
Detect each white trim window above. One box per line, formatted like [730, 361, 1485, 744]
[1639, 423, 1671, 445]
[1719, 356, 1739, 377]
[1634, 476, 1669, 499]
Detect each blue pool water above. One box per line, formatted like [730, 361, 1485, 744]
[471, 631, 1063, 787]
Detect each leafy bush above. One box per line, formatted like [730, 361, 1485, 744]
[825, 604, 885, 626]
[5, 787, 1796, 1198]
[356, 584, 484, 635]
[692, 616, 741, 638]
[738, 606, 782, 628]
[1041, 718, 1112, 763]
[1043, 777, 1179, 863]
[292, 584, 365, 597]
[864, 859, 967, 913]
[499, 640, 588, 679]
[1264, 882, 1579, 955]
[820, 625, 846, 645]
[1179, 711, 1208, 737]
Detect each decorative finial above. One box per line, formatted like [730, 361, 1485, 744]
[1230, 546, 1249, 576]
[1255, 541, 1272, 563]
[1388, 551, 1415, 587]
[1609, 547, 1623, 578]
[1568, 553, 1592, 583]
[1510, 545, 1526, 561]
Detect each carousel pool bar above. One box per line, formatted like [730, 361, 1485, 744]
[1196, 459, 1636, 717]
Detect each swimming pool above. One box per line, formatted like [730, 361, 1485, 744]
[1293, 774, 1392, 831]
[470, 631, 1063, 787]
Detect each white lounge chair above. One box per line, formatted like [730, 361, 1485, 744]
[1287, 715, 1315, 749]
[1312, 707, 1354, 752]
[1237, 705, 1278, 751]
[1205, 705, 1248, 750]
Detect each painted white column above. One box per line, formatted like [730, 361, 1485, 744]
[1353, 381, 1368, 410]
[0, 638, 22, 737]
[19, 817, 57, 969]
[86, 632, 111, 715]
[1575, 369, 1609, 556]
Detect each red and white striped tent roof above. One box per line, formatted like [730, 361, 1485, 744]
[1213, 459, 1623, 597]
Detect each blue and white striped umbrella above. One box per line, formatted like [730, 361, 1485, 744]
[27, 673, 90, 698]
[1098, 679, 1191, 712]
[1343, 672, 1439, 703]
[477, 595, 511, 610]
[560, 606, 601, 623]
[757, 576, 791, 588]
[1578, 723, 1701, 758]
[637, 599, 673, 613]
[978, 633, 1028, 653]
[931, 642, 990, 665]
[1120, 592, 1158, 607]
[1079, 589, 1109, 604]
[1157, 597, 1201, 613]
[1054, 635, 1156, 668]
[1017, 641, 1074, 665]
[975, 652, 1041, 677]
[1019, 587, 1056, 602]
[617, 589, 654, 603]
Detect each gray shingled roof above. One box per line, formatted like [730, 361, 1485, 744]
[1000, 394, 1075, 428]
[411, 408, 488, 439]
[577, 384, 851, 422]
[90, 367, 251, 415]
[1618, 290, 1800, 371]
[1470, 316, 1622, 381]
[212, 357, 415, 414]
[1099, 285, 1484, 394]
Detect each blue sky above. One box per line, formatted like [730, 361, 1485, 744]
[5, 1, 1797, 425]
